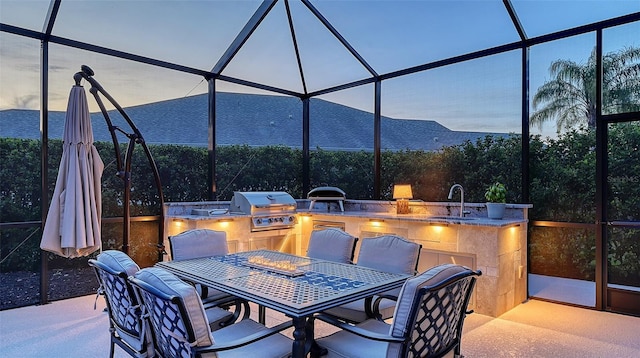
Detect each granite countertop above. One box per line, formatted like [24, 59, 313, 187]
[299, 210, 526, 227]
[168, 211, 248, 221]
[167, 210, 526, 227]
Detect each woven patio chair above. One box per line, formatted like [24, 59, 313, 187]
[90, 250, 236, 358]
[169, 229, 250, 323]
[130, 267, 293, 358]
[89, 250, 152, 358]
[323, 235, 421, 323]
[306, 228, 358, 264]
[314, 264, 481, 358]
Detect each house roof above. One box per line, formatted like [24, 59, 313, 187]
[0, 92, 505, 152]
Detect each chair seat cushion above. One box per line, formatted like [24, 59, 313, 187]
[323, 295, 396, 323]
[203, 319, 292, 358]
[114, 325, 146, 351]
[316, 319, 391, 358]
[205, 288, 233, 301]
[134, 267, 215, 346]
[205, 306, 234, 331]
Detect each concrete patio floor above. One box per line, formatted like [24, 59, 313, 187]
[1, 294, 639, 357]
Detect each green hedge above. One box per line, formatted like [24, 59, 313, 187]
[2, 125, 639, 286]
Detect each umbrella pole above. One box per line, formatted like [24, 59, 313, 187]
[74, 66, 165, 258]
[121, 137, 136, 254]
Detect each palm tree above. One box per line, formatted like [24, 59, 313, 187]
[531, 46, 640, 133]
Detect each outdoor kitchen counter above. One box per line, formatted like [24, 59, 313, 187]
[164, 200, 531, 225]
[164, 200, 531, 317]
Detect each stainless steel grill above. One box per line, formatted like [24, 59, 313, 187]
[230, 191, 297, 231]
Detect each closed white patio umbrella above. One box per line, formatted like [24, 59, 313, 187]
[41, 85, 104, 258]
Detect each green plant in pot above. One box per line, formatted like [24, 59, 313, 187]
[485, 182, 506, 219]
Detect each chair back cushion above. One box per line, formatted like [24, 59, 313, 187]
[170, 229, 228, 261]
[306, 228, 357, 263]
[97, 250, 140, 276]
[390, 264, 478, 357]
[134, 267, 215, 348]
[356, 235, 420, 275]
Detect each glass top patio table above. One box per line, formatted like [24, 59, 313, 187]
[155, 249, 411, 357]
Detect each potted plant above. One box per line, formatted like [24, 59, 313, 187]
[485, 182, 506, 219]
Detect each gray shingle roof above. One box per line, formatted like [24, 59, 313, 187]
[1, 92, 505, 151]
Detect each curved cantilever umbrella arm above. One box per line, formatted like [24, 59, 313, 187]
[74, 65, 165, 259]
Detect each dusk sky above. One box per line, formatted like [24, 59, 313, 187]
[1, 0, 639, 139]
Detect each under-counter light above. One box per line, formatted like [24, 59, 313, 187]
[172, 218, 185, 229]
[217, 218, 234, 228]
[368, 219, 384, 226]
[429, 222, 448, 228]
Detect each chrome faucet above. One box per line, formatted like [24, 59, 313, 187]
[448, 184, 469, 217]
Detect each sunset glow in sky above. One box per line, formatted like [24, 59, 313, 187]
[1, 0, 639, 139]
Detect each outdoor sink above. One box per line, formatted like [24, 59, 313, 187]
[428, 216, 477, 221]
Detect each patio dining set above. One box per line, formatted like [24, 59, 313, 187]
[89, 228, 481, 358]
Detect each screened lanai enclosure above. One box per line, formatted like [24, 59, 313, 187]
[1, 0, 639, 316]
